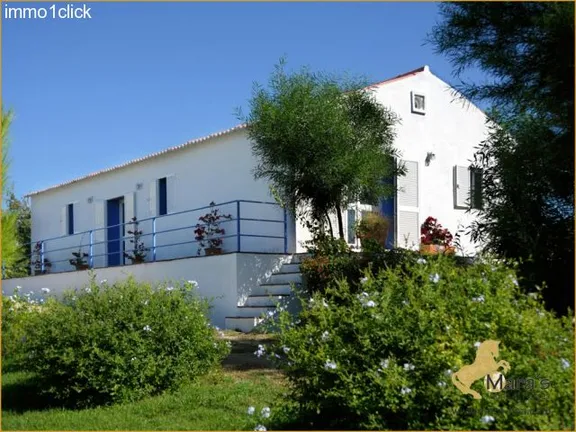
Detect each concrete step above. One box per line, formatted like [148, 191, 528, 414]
[225, 316, 263, 333]
[235, 305, 276, 318]
[253, 283, 296, 296]
[281, 263, 302, 273]
[269, 272, 302, 284]
[244, 294, 290, 307]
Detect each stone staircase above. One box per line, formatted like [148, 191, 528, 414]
[225, 254, 307, 333]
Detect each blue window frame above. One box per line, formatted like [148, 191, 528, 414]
[158, 177, 167, 216]
[67, 203, 74, 235]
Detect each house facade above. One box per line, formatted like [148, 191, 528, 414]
[2, 65, 489, 331]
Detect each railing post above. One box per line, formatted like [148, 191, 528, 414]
[236, 201, 241, 252]
[152, 217, 157, 261]
[89, 230, 94, 268]
[40, 241, 45, 273]
[283, 208, 288, 254]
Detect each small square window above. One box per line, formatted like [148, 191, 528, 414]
[411, 91, 426, 115]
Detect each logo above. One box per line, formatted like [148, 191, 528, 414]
[451, 340, 511, 399]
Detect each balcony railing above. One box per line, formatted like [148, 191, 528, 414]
[29, 199, 288, 275]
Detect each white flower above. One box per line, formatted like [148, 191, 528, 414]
[143, 300, 149, 305]
[16, 286, 22, 291]
[321, 330, 330, 341]
[166, 286, 174, 291]
[472, 295, 485, 303]
[437, 381, 446, 387]
[480, 415, 495, 424]
[509, 275, 518, 286]
[445, 325, 451, 331]
[360, 277, 369, 284]
[402, 300, 409, 306]
[254, 425, 267, 431]
[247, 406, 255, 415]
[322, 298, 329, 308]
[131, 357, 137, 362]
[261, 406, 271, 418]
[226, 341, 232, 348]
[403, 363, 415, 371]
[364, 300, 376, 308]
[187, 280, 199, 288]
[474, 341, 481, 349]
[41, 287, 50, 294]
[445, 369, 453, 376]
[84, 287, 91, 293]
[360, 291, 370, 297]
[561, 358, 570, 369]
[267, 310, 275, 317]
[100, 279, 107, 284]
[282, 346, 290, 354]
[254, 344, 266, 358]
[416, 258, 426, 264]
[401, 387, 412, 395]
[143, 325, 152, 332]
[429, 273, 440, 283]
[325, 359, 337, 370]
[380, 359, 389, 369]
[528, 292, 538, 299]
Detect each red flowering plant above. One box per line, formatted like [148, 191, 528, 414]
[420, 216, 453, 247]
[194, 202, 232, 255]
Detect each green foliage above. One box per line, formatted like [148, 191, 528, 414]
[268, 256, 574, 430]
[1, 287, 44, 372]
[356, 211, 390, 250]
[239, 59, 403, 238]
[430, 3, 574, 315]
[14, 276, 230, 407]
[6, 193, 32, 277]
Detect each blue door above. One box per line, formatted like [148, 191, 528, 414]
[380, 177, 396, 249]
[107, 198, 124, 266]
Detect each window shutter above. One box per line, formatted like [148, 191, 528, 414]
[398, 160, 419, 207]
[397, 210, 419, 248]
[149, 180, 157, 216]
[124, 192, 135, 223]
[60, 206, 67, 235]
[93, 200, 106, 267]
[454, 166, 471, 208]
[166, 175, 176, 214]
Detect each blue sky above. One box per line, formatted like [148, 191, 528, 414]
[3, 2, 487, 199]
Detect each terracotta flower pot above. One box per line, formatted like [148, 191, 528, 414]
[205, 247, 222, 256]
[420, 244, 455, 255]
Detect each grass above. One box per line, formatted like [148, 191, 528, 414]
[2, 333, 287, 431]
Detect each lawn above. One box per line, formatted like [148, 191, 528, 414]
[2, 333, 286, 431]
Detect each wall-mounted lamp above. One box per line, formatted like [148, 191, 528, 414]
[87, 196, 94, 204]
[136, 182, 144, 190]
[425, 152, 436, 166]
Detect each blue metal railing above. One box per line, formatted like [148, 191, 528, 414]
[29, 199, 288, 276]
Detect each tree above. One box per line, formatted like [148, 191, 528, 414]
[240, 60, 403, 238]
[430, 2, 574, 314]
[1, 109, 23, 278]
[6, 193, 31, 277]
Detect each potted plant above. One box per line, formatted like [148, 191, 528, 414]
[194, 202, 232, 256]
[355, 211, 390, 250]
[124, 217, 149, 264]
[419, 216, 455, 255]
[70, 249, 90, 270]
[32, 242, 52, 275]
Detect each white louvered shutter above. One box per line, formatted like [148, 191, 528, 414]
[93, 200, 106, 267]
[397, 210, 419, 249]
[124, 192, 135, 223]
[454, 166, 471, 208]
[166, 175, 176, 214]
[398, 160, 419, 207]
[60, 206, 67, 235]
[149, 180, 157, 217]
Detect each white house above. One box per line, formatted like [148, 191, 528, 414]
[3, 65, 488, 331]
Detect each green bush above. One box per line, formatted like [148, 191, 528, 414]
[268, 255, 574, 430]
[1, 287, 44, 372]
[17, 276, 230, 407]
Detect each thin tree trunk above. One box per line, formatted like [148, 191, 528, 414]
[336, 205, 345, 239]
[324, 211, 334, 238]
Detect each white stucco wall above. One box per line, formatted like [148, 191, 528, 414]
[2, 253, 291, 328]
[30, 130, 297, 273]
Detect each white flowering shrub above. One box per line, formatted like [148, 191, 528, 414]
[15, 276, 229, 407]
[268, 255, 574, 430]
[1, 286, 46, 371]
